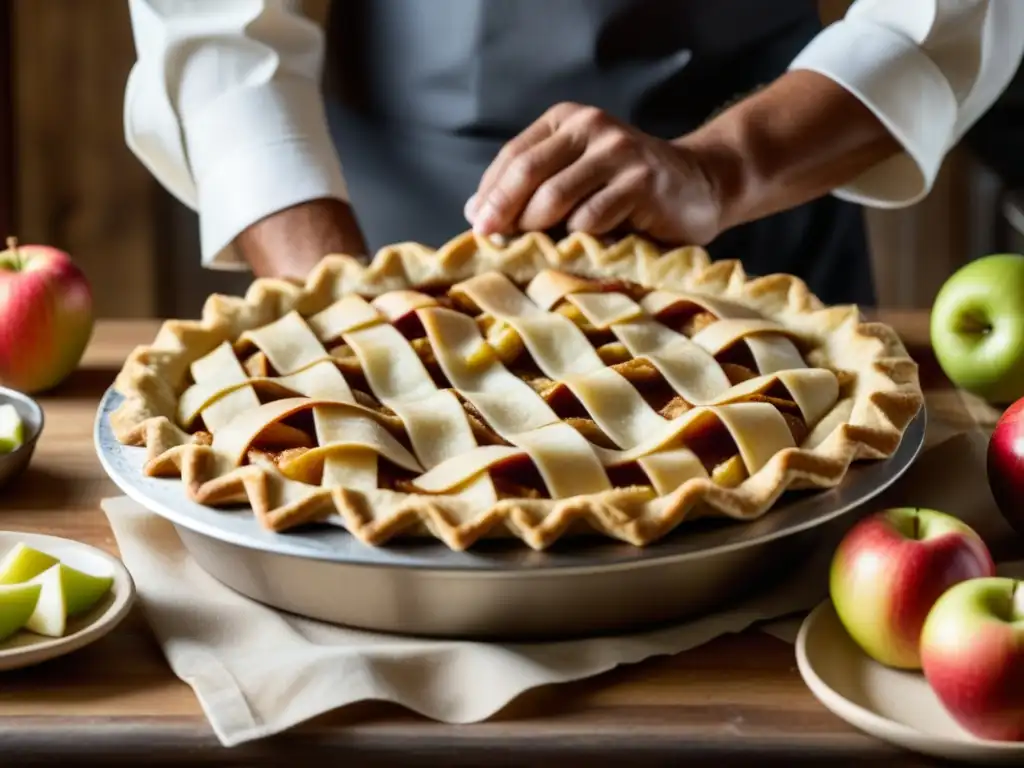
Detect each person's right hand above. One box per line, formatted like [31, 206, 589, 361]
[236, 198, 368, 281]
[465, 102, 723, 245]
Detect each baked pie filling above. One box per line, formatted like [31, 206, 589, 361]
[110, 232, 923, 550]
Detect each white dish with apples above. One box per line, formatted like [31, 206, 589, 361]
[0, 532, 135, 672]
[797, 561, 1024, 764]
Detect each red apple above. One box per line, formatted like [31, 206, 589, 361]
[0, 237, 93, 393]
[921, 577, 1024, 741]
[988, 397, 1024, 533]
[830, 507, 995, 669]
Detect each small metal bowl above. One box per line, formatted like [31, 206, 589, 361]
[0, 386, 44, 489]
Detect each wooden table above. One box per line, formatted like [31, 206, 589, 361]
[0, 316, 1002, 766]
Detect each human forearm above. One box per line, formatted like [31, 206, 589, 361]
[681, 0, 1024, 235]
[786, 0, 1024, 208]
[236, 199, 367, 280]
[125, 0, 351, 270]
[678, 70, 900, 233]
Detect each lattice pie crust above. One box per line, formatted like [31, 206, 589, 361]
[110, 231, 924, 551]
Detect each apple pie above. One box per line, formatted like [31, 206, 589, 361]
[110, 231, 924, 551]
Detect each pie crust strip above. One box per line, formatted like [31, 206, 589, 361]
[331, 297, 498, 505]
[417, 305, 801, 496]
[227, 312, 383, 490]
[530, 274, 838, 425]
[419, 306, 612, 498]
[453, 272, 669, 449]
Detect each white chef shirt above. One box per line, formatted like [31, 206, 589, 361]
[124, 0, 1024, 269]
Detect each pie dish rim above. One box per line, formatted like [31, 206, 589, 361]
[95, 384, 927, 572]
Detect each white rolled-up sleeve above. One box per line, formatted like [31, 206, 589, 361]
[124, 0, 348, 269]
[790, 0, 1024, 208]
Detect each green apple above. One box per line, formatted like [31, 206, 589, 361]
[0, 582, 42, 642]
[23, 563, 113, 638]
[0, 543, 58, 584]
[931, 254, 1024, 403]
[0, 404, 24, 453]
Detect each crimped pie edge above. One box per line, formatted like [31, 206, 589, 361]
[108, 230, 925, 551]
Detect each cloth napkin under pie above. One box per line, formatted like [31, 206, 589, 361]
[101, 419, 1015, 747]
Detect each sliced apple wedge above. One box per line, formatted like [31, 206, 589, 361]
[24, 565, 67, 637]
[23, 563, 114, 638]
[0, 582, 42, 642]
[0, 543, 59, 585]
[0, 404, 24, 454]
[61, 564, 113, 617]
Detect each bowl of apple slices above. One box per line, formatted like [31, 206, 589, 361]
[0, 386, 43, 489]
[0, 533, 135, 671]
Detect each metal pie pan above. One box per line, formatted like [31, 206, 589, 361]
[95, 388, 925, 639]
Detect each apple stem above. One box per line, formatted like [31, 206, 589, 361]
[956, 312, 993, 336]
[4, 236, 20, 270]
[912, 508, 920, 540]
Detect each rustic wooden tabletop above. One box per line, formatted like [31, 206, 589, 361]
[0, 316, 1002, 766]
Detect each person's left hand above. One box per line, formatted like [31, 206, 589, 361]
[464, 101, 724, 244]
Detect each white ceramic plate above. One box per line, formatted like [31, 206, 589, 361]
[0, 531, 135, 671]
[796, 599, 1024, 764]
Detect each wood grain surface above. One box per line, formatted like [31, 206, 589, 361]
[0, 316, 1003, 767]
[12, 0, 158, 319]
[0, 3, 13, 240]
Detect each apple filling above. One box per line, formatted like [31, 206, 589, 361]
[182, 272, 838, 501]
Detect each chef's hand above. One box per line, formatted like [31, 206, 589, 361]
[465, 74, 901, 245]
[464, 102, 722, 244]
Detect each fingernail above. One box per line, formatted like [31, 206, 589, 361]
[464, 194, 479, 222]
[473, 202, 498, 234]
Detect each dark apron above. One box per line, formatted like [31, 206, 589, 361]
[323, 0, 875, 306]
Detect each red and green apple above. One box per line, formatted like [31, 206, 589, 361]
[921, 577, 1024, 741]
[830, 507, 995, 669]
[0, 237, 93, 394]
[988, 396, 1024, 533]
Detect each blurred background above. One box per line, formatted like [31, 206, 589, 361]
[1, 0, 1023, 319]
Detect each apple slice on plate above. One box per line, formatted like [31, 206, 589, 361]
[0, 543, 58, 584]
[61, 564, 114, 617]
[24, 566, 68, 637]
[0, 532, 133, 672]
[23, 563, 114, 638]
[0, 583, 42, 642]
[0, 404, 24, 454]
